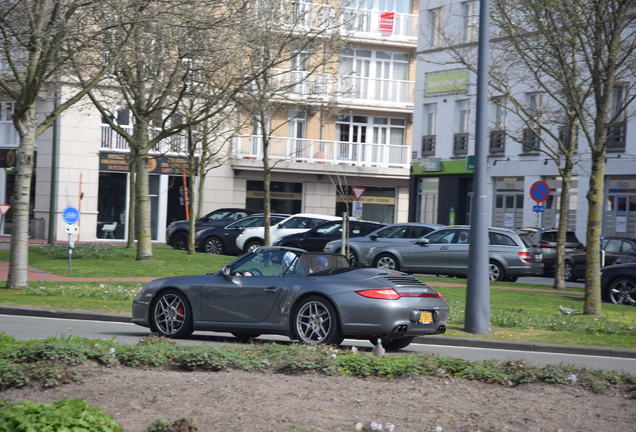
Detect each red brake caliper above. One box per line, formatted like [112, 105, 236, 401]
[177, 304, 184, 317]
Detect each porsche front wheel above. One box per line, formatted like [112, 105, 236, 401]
[151, 289, 193, 338]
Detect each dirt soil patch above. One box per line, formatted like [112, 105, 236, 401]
[2, 363, 634, 432]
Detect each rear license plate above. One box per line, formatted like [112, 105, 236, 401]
[419, 311, 433, 324]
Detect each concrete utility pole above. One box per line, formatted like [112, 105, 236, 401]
[465, 0, 491, 334]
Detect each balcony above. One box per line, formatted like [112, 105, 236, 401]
[100, 125, 188, 155]
[282, 3, 418, 43]
[521, 128, 541, 154]
[232, 135, 410, 169]
[342, 7, 418, 43]
[453, 133, 469, 156]
[0, 121, 19, 147]
[421, 135, 435, 155]
[266, 69, 414, 109]
[489, 130, 506, 154]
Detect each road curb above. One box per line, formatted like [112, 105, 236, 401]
[413, 335, 636, 359]
[0, 306, 130, 324]
[1, 305, 635, 359]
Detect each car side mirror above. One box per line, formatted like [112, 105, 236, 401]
[369, 234, 378, 241]
[415, 238, 430, 246]
[221, 265, 232, 279]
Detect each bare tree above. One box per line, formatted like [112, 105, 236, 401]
[439, 0, 586, 289]
[80, 0, 251, 260]
[233, 0, 345, 246]
[0, 0, 138, 288]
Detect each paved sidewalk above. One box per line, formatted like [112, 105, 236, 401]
[0, 261, 154, 283]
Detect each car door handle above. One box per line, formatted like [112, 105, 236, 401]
[264, 287, 278, 294]
[440, 246, 449, 250]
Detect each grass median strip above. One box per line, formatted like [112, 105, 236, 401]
[0, 334, 633, 396]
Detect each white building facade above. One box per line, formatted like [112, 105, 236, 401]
[410, 0, 636, 242]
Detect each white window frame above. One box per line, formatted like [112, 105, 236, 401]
[428, 8, 443, 48]
[463, 1, 479, 43]
[423, 103, 437, 136]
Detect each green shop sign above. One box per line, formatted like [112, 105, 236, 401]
[424, 69, 469, 95]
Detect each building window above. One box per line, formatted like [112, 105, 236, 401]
[607, 85, 627, 152]
[522, 128, 540, 153]
[421, 103, 437, 156]
[526, 92, 544, 120]
[489, 96, 506, 154]
[453, 100, 470, 156]
[0, 101, 18, 147]
[463, 1, 479, 43]
[428, 8, 443, 47]
[288, 110, 307, 158]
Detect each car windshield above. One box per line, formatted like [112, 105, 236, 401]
[375, 225, 410, 238]
[296, 253, 350, 275]
[227, 216, 262, 229]
[231, 249, 300, 277]
[205, 210, 235, 221]
[315, 221, 342, 235]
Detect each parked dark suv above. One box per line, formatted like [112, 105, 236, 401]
[166, 208, 260, 250]
[273, 219, 385, 252]
[516, 228, 584, 275]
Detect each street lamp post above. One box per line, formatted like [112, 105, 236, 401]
[465, 0, 491, 334]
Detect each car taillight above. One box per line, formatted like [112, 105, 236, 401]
[356, 288, 445, 301]
[539, 241, 551, 248]
[518, 251, 533, 263]
[356, 288, 400, 300]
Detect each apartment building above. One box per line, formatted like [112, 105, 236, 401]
[0, 0, 419, 242]
[410, 0, 636, 242]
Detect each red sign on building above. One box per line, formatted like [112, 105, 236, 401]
[379, 12, 395, 34]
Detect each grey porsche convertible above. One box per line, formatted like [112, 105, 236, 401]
[132, 247, 448, 350]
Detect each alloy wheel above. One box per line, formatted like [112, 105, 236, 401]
[609, 278, 636, 305]
[375, 254, 398, 270]
[489, 262, 503, 281]
[295, 300, 333, 344]
[204, 237, 223, 254]
[154, 293, 187, 336]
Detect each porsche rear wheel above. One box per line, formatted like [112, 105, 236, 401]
[151, 289, 193, 338]
[369, 336, 415, 352]
[293, 296, 343, 345]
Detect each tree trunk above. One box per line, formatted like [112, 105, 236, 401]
[584, 147, 605, 315]
[553, 168, 572, 290]
[7, 105, 37, 288]
[262, 131, 271, 246]
[126, 153, 136, 248]
[134, 127, 153, 260]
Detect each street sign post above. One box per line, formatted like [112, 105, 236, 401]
[62, 206, 80, 224]
[352, 186, 366, 201]
[530, 181, 550, 227]
[62, 207, 80, 275]
[0, 204, 10, 235]
[352, 201, 363, 219]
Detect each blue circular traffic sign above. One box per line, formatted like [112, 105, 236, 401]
[62, 206, 80, 224]
[529, 181, 550, 203]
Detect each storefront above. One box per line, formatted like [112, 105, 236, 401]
[335, 186, 396, 223]
[605, 176, 636, 238]
[97, 152, 190, 241]
[245, 180, 303, 214]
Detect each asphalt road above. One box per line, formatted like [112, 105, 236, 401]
[2, 314, 634, 374]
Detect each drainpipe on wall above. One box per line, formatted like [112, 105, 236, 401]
[47, 89, 60, 244]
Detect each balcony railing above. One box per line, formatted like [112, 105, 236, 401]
[453, 133, 469, 156]
[280, 3, 418, 42]
[342, 7, 417, 41]
[232, 135, 410, 169]
[489, 130, 506, 154]
[421, 135, 435, 155]
[521, 128, 541, 154]
[0, 121, 19, 147]
[100, 125, 188, 154]
[607, 121, 626, 152]
[267, 69, 414, 106]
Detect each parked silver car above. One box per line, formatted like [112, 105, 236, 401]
[366, 226, 543, 281]
[323, 223, 444, 266]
